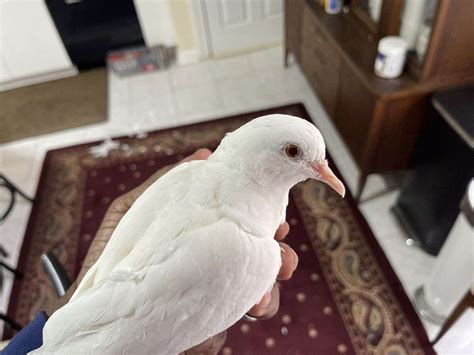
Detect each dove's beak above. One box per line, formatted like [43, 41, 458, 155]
[310, 161, 346, 198]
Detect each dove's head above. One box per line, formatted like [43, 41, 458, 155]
[212, 114, 345, 197]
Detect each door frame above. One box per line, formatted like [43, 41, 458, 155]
[189, 0, 284, 59]
[189, 0, 211, 59]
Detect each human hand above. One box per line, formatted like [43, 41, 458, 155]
[46, 148, 299, 355]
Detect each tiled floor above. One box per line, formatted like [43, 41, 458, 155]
[0, 46, 440, 340]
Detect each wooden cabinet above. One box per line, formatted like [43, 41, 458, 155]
[285, 0, 474, 200]
[300, 9, 340, 117]
[334, 62, 374, 166]
[284, 0, 302, 63]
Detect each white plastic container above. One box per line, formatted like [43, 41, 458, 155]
[414, 179, 474, 327]
[424, 179, 474, 319]
[374, 36, 408, 79]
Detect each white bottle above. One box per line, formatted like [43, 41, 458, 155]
[374, 36, 408, 79]
[324, 0, 342, 15]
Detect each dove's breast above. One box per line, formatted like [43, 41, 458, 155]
[112, 160, 284, 352]
[37, 160, 284, 354]
[142, 217, 282, 354]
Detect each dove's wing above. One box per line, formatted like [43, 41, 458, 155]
[35, 159, 282, 354]
[37, 211, 281, 354]
[71, 161, 199, 299]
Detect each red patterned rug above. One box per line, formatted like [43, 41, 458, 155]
[5, 104, 433, 354]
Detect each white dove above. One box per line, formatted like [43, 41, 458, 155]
[32, 114, 345, 354]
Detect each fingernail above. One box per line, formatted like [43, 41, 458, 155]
[280, 247, 286, 254]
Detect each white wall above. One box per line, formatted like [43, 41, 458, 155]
[133, 0, 176, 47]
[0, 0, 76, 90]
[134, 0, 203, 64]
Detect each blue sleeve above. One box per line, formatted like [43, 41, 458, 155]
[2, 312, 48, 355]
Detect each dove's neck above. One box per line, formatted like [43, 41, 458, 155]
[220, 179, 291, 238]
[226, 176, 292, 238]
[209, 152, 298, 238]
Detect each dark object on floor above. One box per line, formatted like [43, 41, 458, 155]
[0, 174, 30, 333]
[0, 314, 23, 332]
[0, 174, 34, 223]
[107, 45, 177, 76]
[1, 244, 24, 334]
[41, 252, 71, 297]
[0, 259, 24, 306]
[0, 68, 106, 144]
[393, 86, 474, 255]
[0, 262, 23, 280]
[45, 0, 145, 70]
[4, 104, 434, 353]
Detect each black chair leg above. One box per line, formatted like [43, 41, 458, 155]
[0, 174, 34, 203]
[0, 245, 8, 258]
[0, 314, 22, 331]
[0, 261, 23, 279]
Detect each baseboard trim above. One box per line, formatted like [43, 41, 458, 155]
[0, 67, 79, 92]
[177, 48, 201, 65]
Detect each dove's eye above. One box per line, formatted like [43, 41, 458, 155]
[284, 144, 302, 159]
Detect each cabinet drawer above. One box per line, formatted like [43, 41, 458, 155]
[334, 61, 375, 165]
[300, 15, 340, 117]
[302, 7, 330, 51]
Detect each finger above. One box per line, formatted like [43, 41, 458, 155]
[180, 148, 212, 163]
[182, 330, 227, 355]
[277, 242, 298, 281]
[247, 284, 280, 320]
[274, 221, 290, 241]
[255, 292, 272, 312]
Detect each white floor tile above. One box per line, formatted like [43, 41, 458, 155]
[108, 73, 130, 124]
[81, 124, 110, 143]
[250, 46, 285, 74]
[130, 92, 178, 127]
[218, 76, 267, 111]
[175, 82, 224, 117]
[377, 231, 435, 295]
[360, 190, 404, 237]
[211, 55, 256, 81]
[128, 70, 171, 95]
[170, 61, 214, 90]
[0, 142, 40, 183]
[218, 75, 299, 114]
[360, 174, 389, 200]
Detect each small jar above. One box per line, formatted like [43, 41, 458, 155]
[324, 0, 342, 15]
[374, 36, 408, 79]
